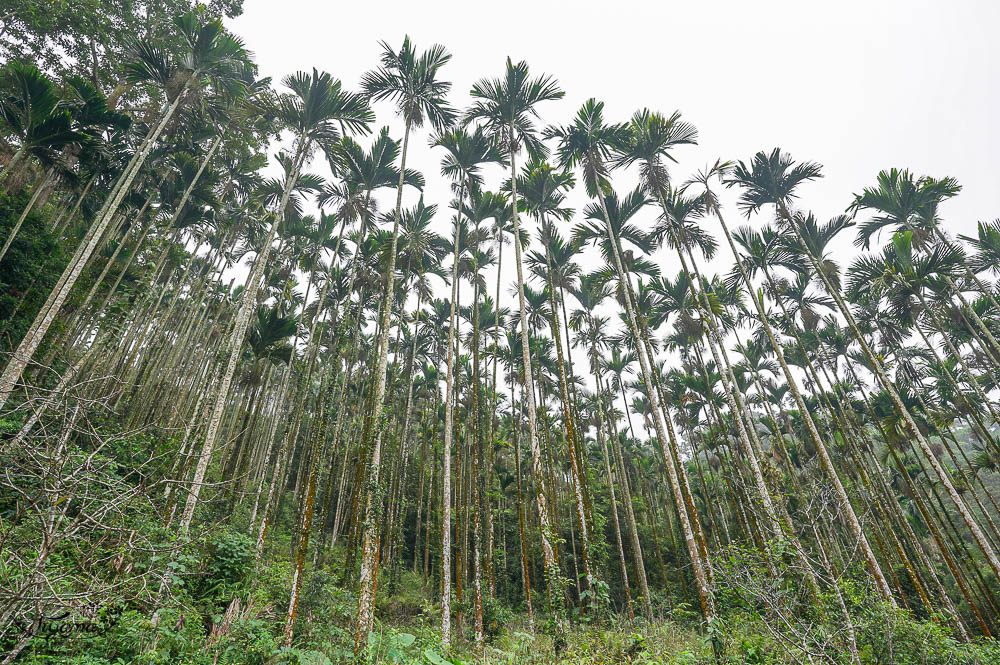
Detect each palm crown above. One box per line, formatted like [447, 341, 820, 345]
[0, 62, 84, 176]
[124, 12, 250, 102]
[323, 127, 424, 223]
[361, 36, 457, 131]
[432, 126, 505, 187]
[275, 68, 373, 155]
[465, 57, 563, 159]
[517, 159, 575, 224]
[614, 108, 698, 196]
[726, 147, 823, 216]
[851, 167, 961, 249]
[545, 98, 628, 198]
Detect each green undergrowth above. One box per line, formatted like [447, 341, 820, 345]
[6, 452, 996, 665]
[16, 555, 999, 665]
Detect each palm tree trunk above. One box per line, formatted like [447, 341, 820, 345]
[594, 367, 634, 619]
[412, 413, 429, 573]
[709, 202, 896, 603]
[488, 220, 505, 599]
[594, 191, 714, 621]
[0, 80, 190, 409]
[438, 176, 467, 647]
[602, 369, 652, 618]
[512, 380, 535, 632]
[396, 288, 424, 508]
[541, 236, 594, 605]
[355, 116, 413, 649]
[64, 176, 167, 340]
[0, 168, 51, 263]
[777, 200, 1000, 582]
[0, 147, 25, 183]
[178, 139, 306, 536]
[53, 173, 95, 236]
[283, 380, 328, 646]
[507, 130, 560, 608]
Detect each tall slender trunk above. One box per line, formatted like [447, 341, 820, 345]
[594, 190, 714, 621]
[471, 284, 485, 650]
[178, 138, 307, 535]
[513, 379, 534, 632]
[541, 230, 594, 605]
[507, 130, 559, 607]
[54, 173, 95, 236]
[64, 172, 168, 340]
[777, 200, 1000, 582]
[0, 147, 25, 183]
[438, 176, 468, 647]
[284, 374, 330, 646]
[707, 201, 895, 604]
[0, 80, 191, 409]
[413, 411, 429, 573]
[601, 364, 652, 618]
[594, 364, 634, 619]
[355, 116, 412, 649]
[0, 168, 51, 263]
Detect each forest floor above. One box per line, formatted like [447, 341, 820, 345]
[364, 618, 707, 665]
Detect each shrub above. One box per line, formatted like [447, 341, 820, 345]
[202, 530, 256, 601]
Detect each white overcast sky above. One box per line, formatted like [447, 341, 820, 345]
[227, 0, 1000, 392]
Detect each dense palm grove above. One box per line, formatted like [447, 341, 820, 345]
[2, 3, 1000, 664]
